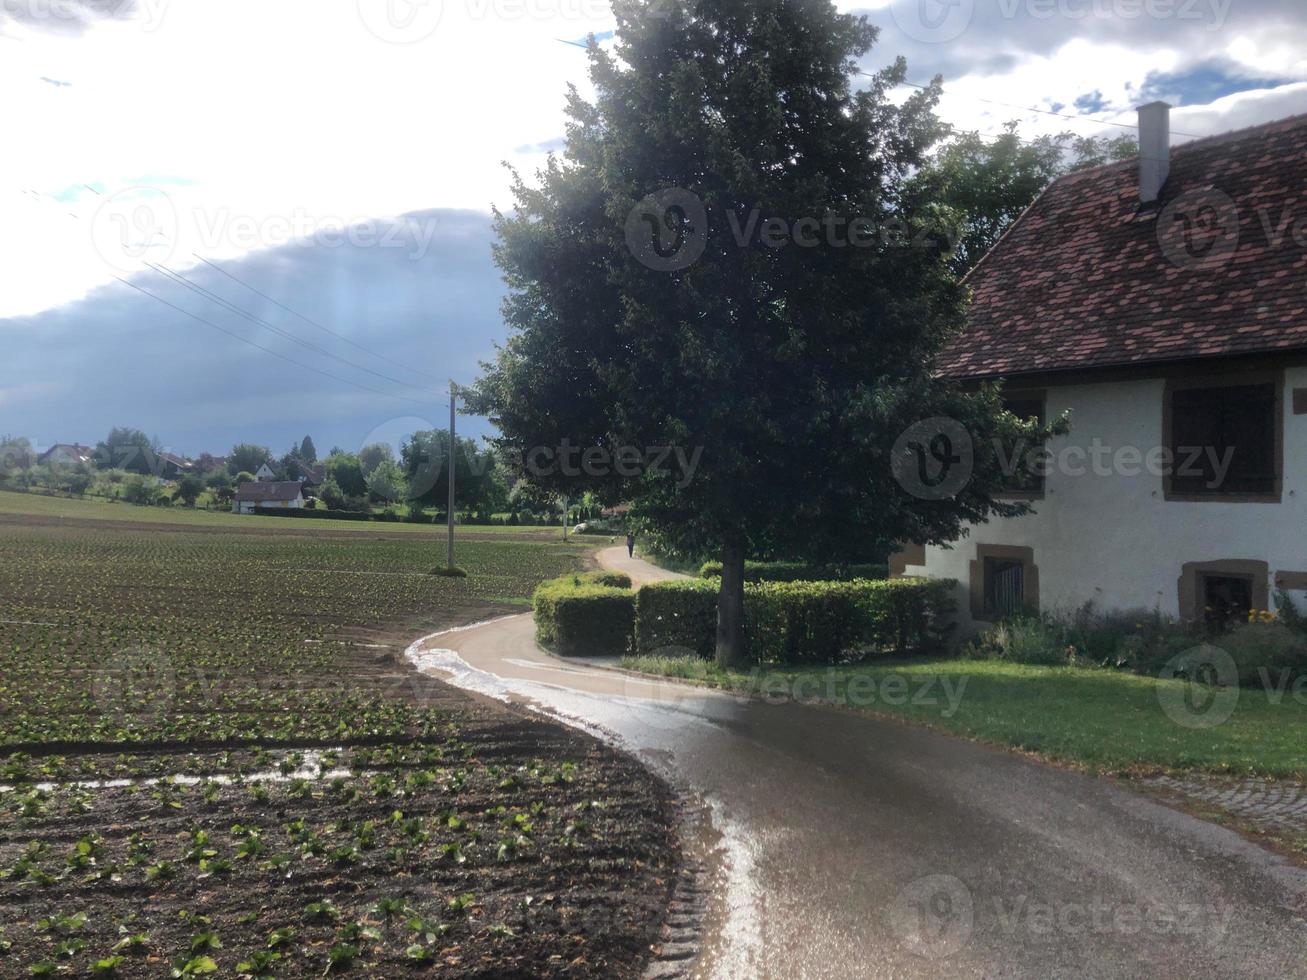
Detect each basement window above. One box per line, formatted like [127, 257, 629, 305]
[1200, 573, 1254, 631]
[1167, 380, 1279, 499]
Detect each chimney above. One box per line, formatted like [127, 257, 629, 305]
[1137, 101, 1171, 205]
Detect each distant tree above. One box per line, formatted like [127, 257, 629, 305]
[909, 123, 1139, 277]
[1069, 132, 1139, 171]
[173, 473, 205, 506]
[121, 473, 161, 505]
[400, 431, 505, 512]
[366, 458, 408, 504]
[94, 427, 156, 475]
[228, 444, 272, 476]
[234, 470, 257, 487]
[324, 452, 368, 499]
[359, 442, 395, 476]
[299, 435, 318, 464]
[66, 465, 93, 497]
[0, 435, 35, 482]
[206, 469, 234, 504]
[318, 475, 345, 510]
[193, 452, 225, 475]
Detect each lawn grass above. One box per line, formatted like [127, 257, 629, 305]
[619, 654, 1307, 778]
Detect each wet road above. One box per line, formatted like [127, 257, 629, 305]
[410, 548, 1307, 979]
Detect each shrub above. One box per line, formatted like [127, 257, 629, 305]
[967, 616, 1069, 666]
[533, 574, 635, 658]
[634, 576, 955, 664]
[634, 580, 719, 659]
[1219, 622, 1307, 687]
[120, 474, 161, 506]
[699, 560, 889, 582]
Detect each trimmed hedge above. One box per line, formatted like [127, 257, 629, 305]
[532, 573, 635, 658]
[699, 560, 889, 582]
[633, 580, 719, 659]
[634, 577, 955, 664]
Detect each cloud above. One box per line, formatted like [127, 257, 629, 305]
[38, 75, 71, 86]
[1, 209, 507, 456]
[514, 136, 567, 154]
[0, 0, 151, 36]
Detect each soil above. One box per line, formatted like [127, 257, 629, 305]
[0, 685, 680, 978]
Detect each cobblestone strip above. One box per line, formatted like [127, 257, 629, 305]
[1144, 775, 1307, 835]
[643, 794, 712, 980]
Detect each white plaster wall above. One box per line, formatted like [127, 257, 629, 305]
[917, 366, 1307, 631]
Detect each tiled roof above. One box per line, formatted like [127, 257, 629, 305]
[937, 112, 1307, 380]
[233, 481, 304, 503]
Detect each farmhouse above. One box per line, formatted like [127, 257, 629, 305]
[909, 104, 1307, 633]
[232, 481, 305, 514]
[38, 443, 93, 466]
[255, 462, 277, 482]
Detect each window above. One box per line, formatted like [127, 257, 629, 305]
[1200, 573, 1253, 630]
[1167, 379, 1279, 498]
[983, 557, 1026, 618]
[970, 545, 1038, 621]
[1177, 560, 1268, 625]
[1000, 392, 1046, 497]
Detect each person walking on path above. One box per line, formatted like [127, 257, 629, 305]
[625, 532, 636, 558]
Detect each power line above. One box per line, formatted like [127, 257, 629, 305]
[188, 253, 444, 385]
[16, 186, 452, 401]
[144, 260, 444, 395]
[112, 276, 435, 408]
[895, 77, 1204, 139]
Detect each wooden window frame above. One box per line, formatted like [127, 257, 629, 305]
[970, 544, 1039, 621]
[1162, 369, 1283, 503]
[1177, 559, 1269, 623]
[995, 389, 1048, 501]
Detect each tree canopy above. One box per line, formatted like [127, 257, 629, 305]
[470, 0, 1060, 664]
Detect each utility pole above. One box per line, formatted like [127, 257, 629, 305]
[447, 382, 456, 571]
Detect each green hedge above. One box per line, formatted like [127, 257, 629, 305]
[633, 579, 720, 659]
[698, 560, 889, 582]
[532, 573, 635, 657]
[634, 577, 955, 664]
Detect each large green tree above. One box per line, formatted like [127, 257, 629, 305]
[470, 0, 1058, 665]
[400, 431, 508, 514]
[94, 427, 158, 475]
[910, 123, 1138, 277]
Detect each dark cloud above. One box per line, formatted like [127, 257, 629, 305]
[856, 0, 1307, 88]
[0, 0, 143, 36]
[2, 209, 506, 457]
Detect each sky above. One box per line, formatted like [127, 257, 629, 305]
[2, 0, 1305, 459]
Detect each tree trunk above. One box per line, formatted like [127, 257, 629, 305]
[715, 542, 747, 668]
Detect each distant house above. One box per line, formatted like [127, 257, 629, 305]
[38, 443, 93, 467]
[288, 460, 326, 491]
[232, 481, 305, 515]
[155, 451, 192, 479]
[254, 462, 277, 482]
